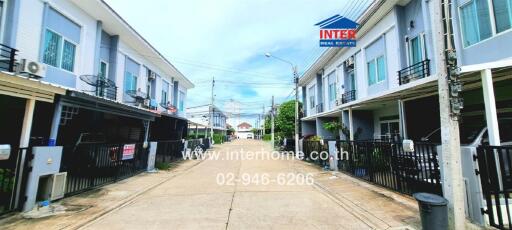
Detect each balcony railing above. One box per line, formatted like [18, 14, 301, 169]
[398, 59, 430, 85]
[0, 44, 18, 72]
[341, 90, 356, 104]
[95, 79, 117, 101]
[316, 103, 323, 113]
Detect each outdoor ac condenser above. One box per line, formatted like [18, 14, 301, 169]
[50, 172, 67, 200]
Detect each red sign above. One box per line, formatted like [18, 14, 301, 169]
[122, 144, 136, 160]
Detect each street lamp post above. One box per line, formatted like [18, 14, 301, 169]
[265, 53, 300, 155]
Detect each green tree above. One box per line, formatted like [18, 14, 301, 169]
[275, 100, 302, 138]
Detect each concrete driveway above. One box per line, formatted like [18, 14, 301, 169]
[79, 140, 417, 230]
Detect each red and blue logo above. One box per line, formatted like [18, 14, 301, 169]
[315, 15, 359, 47]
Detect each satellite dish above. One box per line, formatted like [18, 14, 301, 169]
[79, 75, 112, 87]
[125, 90, 147, 100]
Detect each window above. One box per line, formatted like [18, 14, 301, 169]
[308, 86, 315, 109]
[493, 0, 512, 33]
[43, 29, 76, 71]
[380, 120, 400, 141]
[99, 61, 108, 79]
[124, 72, 137, 92]
[460, 0, 492, 47]
[327, 72, 336, 104]
[61, 41, 76, 71]
[43, 30, 61, 67]
[408, 36, 424, 65]
[368, 56, 386, 85]
[161, 80, 169, 104]
[179, 91, 185, 111]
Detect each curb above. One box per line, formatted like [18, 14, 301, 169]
[69, 160, 204, 230]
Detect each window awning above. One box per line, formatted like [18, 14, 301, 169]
[61, 90, 160, 121]
[0, 72, 67, 102]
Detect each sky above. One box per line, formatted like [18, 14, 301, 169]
[104, 0, 371, 127]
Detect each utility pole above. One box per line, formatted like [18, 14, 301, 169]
[271, 96, 275, 148]
[262, 105, 265, 136]
[433, 0, 465, 228]
[293, 66, 299, 156]
[210, 77, 215, 140]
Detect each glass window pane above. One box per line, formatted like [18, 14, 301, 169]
[493, 0, 512, 33]
[410, 37, 423, 64]
[367, 60, 376, 85]
[99, 62, 107, 79]
[460, 0, 492, 47]
[124, 72, 137, 92]
[43, 30, 61, 67]
[61, 41, 75, 72]
[377, 56, 386, 82]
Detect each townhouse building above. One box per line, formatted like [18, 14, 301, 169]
[300, 0, 512, 227]
[187, 104, 228, 137]
[0, 0, 193, 213]
[0, 0, 193, 148]
[236, 122, 253, 139]
[301, 0, 438, 142]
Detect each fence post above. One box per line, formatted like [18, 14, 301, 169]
[147, 142, 157, 172]
[328, 141, 338, 171]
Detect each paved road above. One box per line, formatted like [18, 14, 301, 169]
[82, 140, 373, 230]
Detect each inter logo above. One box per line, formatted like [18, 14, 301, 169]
[315, 15, 359, 47]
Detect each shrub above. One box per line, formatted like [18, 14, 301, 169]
[263, 134, 272, 141]
[213, 134, 225, 144]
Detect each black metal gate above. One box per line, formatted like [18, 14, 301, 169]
[476, 145, 512, 230]
[336, 141, 442, 196]
[156, 140, 184, 163]
[60, 143, 148, 197]
[0, 147, 30, 215]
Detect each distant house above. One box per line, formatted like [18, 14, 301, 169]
[236, 122, 253, 139]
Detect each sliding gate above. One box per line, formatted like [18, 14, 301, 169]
[476, 145, 512, 229]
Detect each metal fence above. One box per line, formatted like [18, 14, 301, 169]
[337, 141, 442, 196]
[187, 139, 202, 152]
[476, 145, 512, 230]
[60, 143, 148, 197]
[156, 140, 184, 163]
[0, 147, 30, 215]
[303, 140, 328, 167]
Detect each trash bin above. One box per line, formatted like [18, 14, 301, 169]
[413, 193, 449, 230]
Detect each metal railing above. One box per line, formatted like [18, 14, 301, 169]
[303, 140, 329, 167]
[95, 79, 117, 101]
[341, 90, 357, 104]
[336, 140, 442, 196]
[398, 59, 430, 85]
[0, 44, 18, 72]
[156, 140, 184, 163]
[475, 145, 512, 230]
[60, 143, 148, 197]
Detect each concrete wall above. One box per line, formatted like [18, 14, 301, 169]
[301, 120, 317, 137]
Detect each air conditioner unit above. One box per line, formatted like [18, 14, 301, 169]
[20, 59, 47, 78]
[345, 57, 355, 69]
[148, 72, 157, 80]
[144, 98, 150, 107]
[50, 172, 67, 200]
